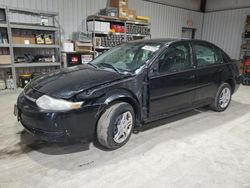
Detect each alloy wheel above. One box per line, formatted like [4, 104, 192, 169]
[219, 88, 231, 108]
[113, 111, 133, 144]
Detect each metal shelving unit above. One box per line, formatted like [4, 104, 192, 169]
[10, 23, 59, 31]
[0, 43, 9, 47]
[87, 15, 151, 58]
[0, 6, 61, 91]
[0, 64, 12, 68]
[0, 23, 7, 28]
[12, 44, 60, 48]
[240, 17, 250, 59]
[14, 62, 61, 68]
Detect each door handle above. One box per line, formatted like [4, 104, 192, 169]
[188, 75, 195, 79]
[215, 69, 222, 73]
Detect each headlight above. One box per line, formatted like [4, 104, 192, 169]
[36, 95, 83, 111]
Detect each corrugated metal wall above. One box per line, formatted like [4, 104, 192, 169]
[144, 0, 201, 11]
[206, 0, 250, 12]
[202, 8, 250, 59]
[0, 0, 203, 40]
[129, 0, 203, 39]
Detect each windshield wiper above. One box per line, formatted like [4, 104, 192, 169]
[87, 62, 98, 69]
[98, 63, 121, 73]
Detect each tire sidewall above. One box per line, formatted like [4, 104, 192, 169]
[106, 103, 135, 149]
[215, 83, 232, 112]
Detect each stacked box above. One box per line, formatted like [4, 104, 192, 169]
[0, 55, 11, 64]
[109, 0, 129, 19]
[128, 10, 136, 20]
[88, 21, 110, 33]
[75, 41, 93, 52]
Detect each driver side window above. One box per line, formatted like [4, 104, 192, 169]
[157, 43, 192, 74]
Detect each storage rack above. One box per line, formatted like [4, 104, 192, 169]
[240, 15, 250, 60]
[86, 15, 151, 58]
[0, 6, 61, 91]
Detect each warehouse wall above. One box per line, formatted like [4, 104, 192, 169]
[144, 0, 201, 11]
[206, 0, 250, 12]
[0, 0, 203, 40]
[129, 0, 203, 39]
[202, 8, 250, 59]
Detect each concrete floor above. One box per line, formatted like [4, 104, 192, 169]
[0, 86, 250, 188]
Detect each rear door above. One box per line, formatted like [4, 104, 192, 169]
[148, 41, 197, 117]
[191, 41, 224, 105]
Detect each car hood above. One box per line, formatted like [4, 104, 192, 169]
[29, 65, 123, 99]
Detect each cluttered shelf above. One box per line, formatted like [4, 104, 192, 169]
[90, 31, 125, 35]
[10, 23, 59, 31]
[0, 64, 12, 68]
[86, 0, 151, 57]
[95, 46, 111, 50]
[87, 15, 150, 25]
[242, 49, 250, 52]
[14, 62, 61, 68]
[0, 22, 7, 28]
[87, 15, 126, 23]
[0, 43, 9, 47]
[0, 6, 61, 91]
[12, 44, 60, 48]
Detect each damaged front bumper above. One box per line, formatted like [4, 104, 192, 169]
[16, 92, 101, 142]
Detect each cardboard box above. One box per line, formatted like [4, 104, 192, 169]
[12, 31, 35, 44]
[109, 0, 128, 9]
[0, 55, 11, 64]
[75, 41, 93, 52]
[62, 41, 74, 52]
[82, 55, 93, 64]
[128, 9, 136, 20]
[109, 0, 128, 18]
[20, 31, 35, 44]
[119, 6, 128, 19]
[12, 31, 20, 44]
[101, 22, 110, 33]
[246, 16, 250, 25]
[87, 21, 102, 32]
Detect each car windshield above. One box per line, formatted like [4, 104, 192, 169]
[90, 42, 163, 73]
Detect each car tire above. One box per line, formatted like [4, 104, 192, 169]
[210, 83, 232, 112]
[97, 102, 135, 150]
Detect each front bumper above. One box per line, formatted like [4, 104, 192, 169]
[16, 92, 101, 142]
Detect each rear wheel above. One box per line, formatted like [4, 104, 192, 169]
[97, 102, 135, 150]
[210, 83, 232, 112]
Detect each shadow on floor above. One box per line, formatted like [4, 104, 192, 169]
[0, 100, 246, 170]
[17, 107, 207, 155]
[18, 131, 91, 155]
[11, 100, 248, 158]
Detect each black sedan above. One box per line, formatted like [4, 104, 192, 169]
[15, 39, 240, 149]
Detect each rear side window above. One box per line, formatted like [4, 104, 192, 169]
[221, 51, 231, 63]
[193, 43, 222, 67]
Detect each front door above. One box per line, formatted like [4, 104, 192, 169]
[149, 42, 197, 117]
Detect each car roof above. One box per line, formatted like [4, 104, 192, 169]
[128, 38, 214, 46]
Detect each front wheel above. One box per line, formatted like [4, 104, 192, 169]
[210, 83, 232, 112]
[97, 102, 135, 150]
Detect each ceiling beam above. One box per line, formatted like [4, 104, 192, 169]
[200, 0, 206, 12]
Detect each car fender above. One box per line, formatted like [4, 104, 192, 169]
[95, 89, 141, 125]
